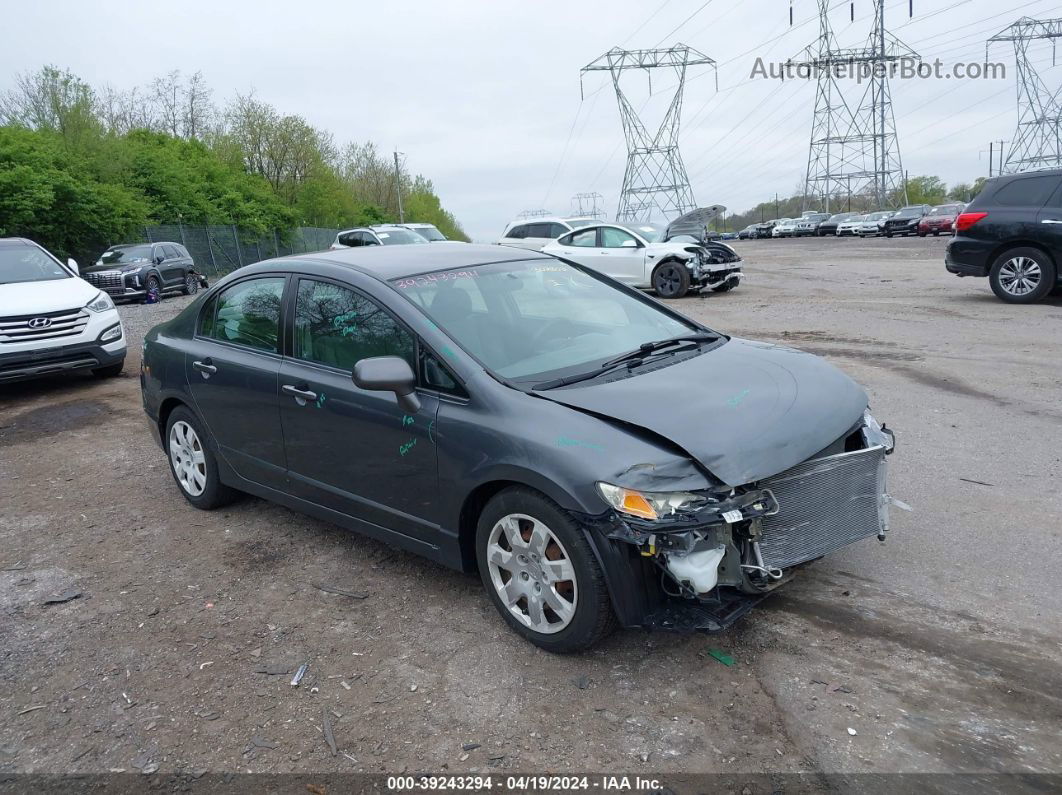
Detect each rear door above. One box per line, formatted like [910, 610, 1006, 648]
[163, 245, 184, 286]
[983, 173, 1061, 243]
[1036, 179, 1062, 271]
[186, 275, 289, 489]
[278, 275, 441, 543]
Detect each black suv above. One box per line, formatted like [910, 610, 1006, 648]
[82, 242, 203, 302]
[947, 168, 1062, 301]
[882, 205, 930, 237]
[946, 170, 1062, 303]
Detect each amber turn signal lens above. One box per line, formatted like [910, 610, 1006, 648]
[619, 491, 658, 520]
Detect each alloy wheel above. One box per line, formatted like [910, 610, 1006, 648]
[998, 256, 1042, 297]
[655, 265, 682, 297]
[185, 275, 199, 294]
[485, 513, 577, 634]
[169, 420, 207, 496]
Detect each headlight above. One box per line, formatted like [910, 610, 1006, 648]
[85, 291, 114, 313]
[597, 482, 707, 520]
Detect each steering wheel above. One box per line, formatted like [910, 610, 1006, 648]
[530, 317, 579, 349]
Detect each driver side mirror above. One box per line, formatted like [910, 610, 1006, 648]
[66, 258, 79, 274]
[353, 356, 420, 413]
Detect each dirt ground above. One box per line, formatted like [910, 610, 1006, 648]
[1, 236, 1061, 785]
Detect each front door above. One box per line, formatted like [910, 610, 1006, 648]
[278, 276, 440, 543]
[186, 275, 288, 489]
[598, 226, 647, 284]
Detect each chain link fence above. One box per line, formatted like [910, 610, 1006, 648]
[131, 225, 340, 278]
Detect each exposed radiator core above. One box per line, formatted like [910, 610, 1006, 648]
[757, 445, 888, 569]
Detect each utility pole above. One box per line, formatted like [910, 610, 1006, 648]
[794, 0, 915, 210]
[989, 18, 1062, 172]
[393, 150, 405, 223]
[998, 139, 1007, 175]
[581, 45, 716, 223]
[989, 141, 994, 176]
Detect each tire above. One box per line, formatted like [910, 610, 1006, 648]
[932, 231, 940, 237]
[476, 486, 616, 653]
[885, 231, 893, 238]
[92, 362, 124, 378]
[182, 272, 199, 296]
[917, 232, 927, 237]
[164, 406, 240, 510]
[145, 274, 162, 299]
[989, 247, 1056, 304]
[652, 261, 691, 298]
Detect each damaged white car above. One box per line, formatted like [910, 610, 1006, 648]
[542, 207, 742, 298]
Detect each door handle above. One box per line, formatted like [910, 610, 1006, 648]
[282, 384, 318, 403]
[1041, 219, 1062, 224]
[192, 359, 217, 376]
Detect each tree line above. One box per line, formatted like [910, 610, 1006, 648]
[0, 66, 468, 262]
[716, 175, 989, 232]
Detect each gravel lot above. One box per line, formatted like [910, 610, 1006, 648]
[1, 236, 1060, 783]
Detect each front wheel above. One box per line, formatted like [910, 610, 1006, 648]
[652, 261, 691, 298]
[165, 406, 240, 509]
[989, 247, 1056, 303]
[476, 487, 615, 653]
[182, 273, 199, 296]
[145, 274, 162, 300]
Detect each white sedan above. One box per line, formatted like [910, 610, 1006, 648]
[836, 215, 867, 236]
[541, 222, 743, 299]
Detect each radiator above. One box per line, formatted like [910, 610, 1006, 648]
[757, 445, 888, 569]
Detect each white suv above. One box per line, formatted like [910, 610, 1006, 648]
[496, 217, 598, 250]
[1, 238, 126, 382]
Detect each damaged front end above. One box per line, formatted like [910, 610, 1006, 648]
[572, 411, 897, 633]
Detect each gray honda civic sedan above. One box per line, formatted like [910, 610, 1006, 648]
[141, 242, 896, 652]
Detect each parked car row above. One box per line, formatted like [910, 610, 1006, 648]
[736, 204, 967, 239]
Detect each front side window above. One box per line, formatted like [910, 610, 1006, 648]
[0, 245, 71, 284]
[337, 231, 363, 247]
[211, 277, 285, 352]
[294, 279, 414, 372]
[567, 228, 598, 247]
[392, 259, 699, 387]
[600, 227, 638, 248]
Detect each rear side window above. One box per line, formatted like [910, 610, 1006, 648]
[294, 279, 414, 372]
[526, 223, 553, 238]
[991, 175, 1061, 207]
[547, 222, 568, 238]
[211, 277, 285, 352]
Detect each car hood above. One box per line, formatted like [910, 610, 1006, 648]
[0, 276, 99, 314]
[538, 338, 868, 487]
[83, 261, 150, 274]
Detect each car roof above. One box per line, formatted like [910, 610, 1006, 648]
[257, 241, 552, 281]
[0, 237, 35, 248]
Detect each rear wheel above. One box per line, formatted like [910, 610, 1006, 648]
[652, 261, 691, 298]
[165, 406, 239, 509]
[989, 247, 1056, 304]
[476, 487, 615, 653]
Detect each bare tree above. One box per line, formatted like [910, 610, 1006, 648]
[151, 70, 182, 137]
[182, 71, 213, 139]
[0, 66, 99, 144]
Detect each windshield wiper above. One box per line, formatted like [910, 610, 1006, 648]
[532, 332, 717, 391]
[598, 332, 717, 369]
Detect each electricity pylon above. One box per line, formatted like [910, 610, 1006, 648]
[795, 0, 915, 211]
[581, 45, 716, 223]
[571, 192, 605, 218]
[989, 17, 1062, 172]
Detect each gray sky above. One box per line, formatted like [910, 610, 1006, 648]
[3, 0, 1061, 239]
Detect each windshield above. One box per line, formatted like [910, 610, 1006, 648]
[620, 223, 662, 242]
[101, 245, 153, 264]
[866, 212, 890, 220]
[827, 214, 852, 222]
[895, 207, 923, 218]
[392, 259, 700, 386]
[0, 245, 71, 284]
[376, 229, 428, 245]
[410, 226, 445, 241]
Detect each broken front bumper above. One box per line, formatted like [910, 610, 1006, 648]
[574, 414, 896, 633]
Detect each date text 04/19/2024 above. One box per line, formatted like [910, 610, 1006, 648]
[385, 775, 664, 792]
